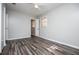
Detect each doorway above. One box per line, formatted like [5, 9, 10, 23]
[31, 19, 36, 36]
[31, 19, 40, 37]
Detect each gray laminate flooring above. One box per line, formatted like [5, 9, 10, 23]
[1, 36, 79, 55]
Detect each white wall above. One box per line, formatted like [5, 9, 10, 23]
[39, 4, 79, 49]
[35, 19, 40, 36]
[8, 10, 31, 40]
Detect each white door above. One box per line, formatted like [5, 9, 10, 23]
[35, 19, 40, 36]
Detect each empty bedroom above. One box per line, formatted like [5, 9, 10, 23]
[0, 3, 79, 55]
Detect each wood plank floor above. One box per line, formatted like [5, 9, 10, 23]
[1, 36, 79, 55]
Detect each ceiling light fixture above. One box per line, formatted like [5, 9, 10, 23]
[34, 4, 39, 8]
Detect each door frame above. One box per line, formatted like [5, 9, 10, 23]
[31, 19, 36, 36]
[31, 18, 40, 37]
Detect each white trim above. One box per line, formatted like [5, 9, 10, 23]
[40, 36, 79, 49]
[3, 6, 6, 47]
[0, 3, 2, 53]
[8, 36, 31, 40]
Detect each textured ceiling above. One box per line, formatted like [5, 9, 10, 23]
[7, 3, 62, 17]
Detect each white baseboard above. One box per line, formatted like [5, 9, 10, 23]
[40, 36, 79, 49]
[8, 36, 31, 40]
